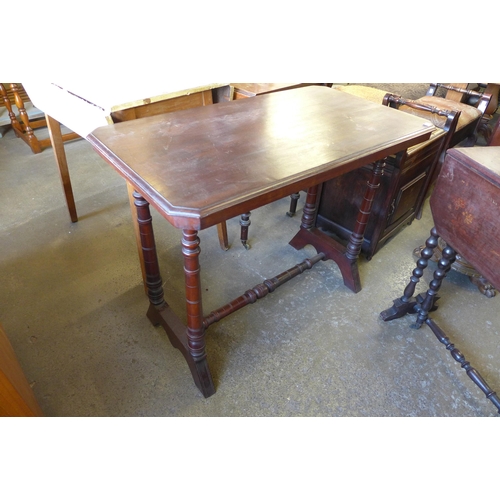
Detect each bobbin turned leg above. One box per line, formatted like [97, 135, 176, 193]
[181, 230, 215, 397]
[380, 227, 440, 321]
[133, 191, 215, 398]
[412, 242, 456, 330]
[345, 159, 385, 263]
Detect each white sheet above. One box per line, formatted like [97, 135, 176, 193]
[23, 81, 226, 137]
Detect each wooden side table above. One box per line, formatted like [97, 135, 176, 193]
[88, 86, 432, 397]
[381, 146, 500, 413]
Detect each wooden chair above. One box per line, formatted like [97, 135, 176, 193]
[332, 83, 491, 147]
[419, 83, 491, 147]
[287, 83, 492, 219]
[312, 93, 460, 259]
[0, 83, 79, 153]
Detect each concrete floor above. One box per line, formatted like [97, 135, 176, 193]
[1, 119, 499, 417]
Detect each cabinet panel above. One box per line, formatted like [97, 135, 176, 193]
[315, 147, 436, 259]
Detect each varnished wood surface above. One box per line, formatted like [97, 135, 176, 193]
[88, 86, 433, 230]
[232, 83, 309, 99]
[0, 322, 43, 417]
[430, 147, 500, 289]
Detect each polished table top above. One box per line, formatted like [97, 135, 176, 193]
[88, 86, 434, 230]
[86, 85, 435, 397]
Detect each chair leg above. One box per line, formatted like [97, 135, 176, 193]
[287, 192, 300, 217]
[217, 222, 229, 251]
[45, 114, 78, 223]
[240, 212, 251, 249]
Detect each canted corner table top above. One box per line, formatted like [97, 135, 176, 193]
[88, 86, 434, 230]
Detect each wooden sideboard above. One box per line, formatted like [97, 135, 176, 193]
[315, 154, 433, 259]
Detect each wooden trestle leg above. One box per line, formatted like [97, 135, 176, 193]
[133, 191, 215, 398]
[289, 160, 386, 293]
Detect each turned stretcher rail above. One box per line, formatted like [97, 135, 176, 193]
[203, 252, 326, 329]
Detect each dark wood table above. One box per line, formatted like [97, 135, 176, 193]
[87, 86, 433, 397]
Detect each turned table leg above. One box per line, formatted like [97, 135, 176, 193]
[290, 160, 386, 293]
[345, 159, 385, 262]
[412, 242, 456, 329]
[181, 230, 215, 396]
[380, 227, 440, 321]
[287, 192, 301, 217]
[134, 191, 215, 397]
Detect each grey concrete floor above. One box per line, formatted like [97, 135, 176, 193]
[1, 121, 499, 417]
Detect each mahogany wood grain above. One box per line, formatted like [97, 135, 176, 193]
[0, 322, 43, 417]
[45, 114, 78, 223]
[88, 86, 433, 396]
[488, 117, 500, 146]
[88, 87, 432, 230]
[312, 94, 459, 260]
[110, 89, 214, 122]
[430, 147, 500, 288]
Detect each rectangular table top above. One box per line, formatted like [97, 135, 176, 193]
[88, 86, 434, 230]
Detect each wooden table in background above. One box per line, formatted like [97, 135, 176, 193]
[24, 82, 232, 290]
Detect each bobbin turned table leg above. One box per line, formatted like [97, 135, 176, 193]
[380, 227, 440, 321]
[133, 191, 215, 398]
[181, 230, 215, 397]
[289, 160, 386, 293]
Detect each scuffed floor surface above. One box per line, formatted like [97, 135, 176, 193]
[1, 116, 499, 417]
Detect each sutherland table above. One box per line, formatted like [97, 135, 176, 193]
[87, 86, 433, 397]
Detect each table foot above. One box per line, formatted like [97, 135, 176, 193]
[135, 192, 215, 398]
[380, 297, 419, 322]
[469, 275, 497, 298]
[289, 227, 361, 293]
[147, 303, 215, 398]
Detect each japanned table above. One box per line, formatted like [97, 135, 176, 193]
[88, 86, 433, 397]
